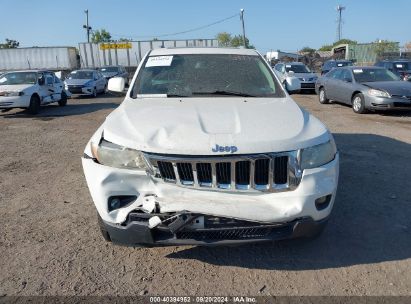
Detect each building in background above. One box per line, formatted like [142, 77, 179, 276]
[332, 42, 401, 65]
[266, 50, 299, 63]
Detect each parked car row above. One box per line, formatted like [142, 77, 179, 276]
[0, 65, 128, 114]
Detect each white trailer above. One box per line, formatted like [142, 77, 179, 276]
[266, 50, 299, 62]
[0, 47, 79, 72]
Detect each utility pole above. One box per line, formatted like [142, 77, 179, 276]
[336, 5, 346, 42]
[240, 9, 247, 48]
[83, 9, 92, 43]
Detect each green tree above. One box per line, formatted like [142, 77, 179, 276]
[0, 38, 20, 49]
[300, 46, 316, 53]
[318, 44, 333, 51]
[216, 32, 254, 49]
[230, 35, 254, 49]
[333, 39, 357, 46]
[216, 32, 232, 47]
[373, 40, 399, 57]
[91, 29, 112, 43]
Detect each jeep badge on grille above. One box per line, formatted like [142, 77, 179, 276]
[212, 144, 238, 153]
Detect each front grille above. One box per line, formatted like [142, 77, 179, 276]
[157, 161, 175, 181]
[145, 152, 301, 192]
[67, 85, 84, 94]
[176, 225, 292, 240]
[301, 83, 315, 89]
[393, 102, 411, 108]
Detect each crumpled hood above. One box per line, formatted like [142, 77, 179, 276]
[363, 81, 411, 96]
[102, 97, 330, 155]
[64, 79, 92, 86]
[0, 84, 34, 92]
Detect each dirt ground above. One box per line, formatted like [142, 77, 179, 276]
[0, 93, 410, 296]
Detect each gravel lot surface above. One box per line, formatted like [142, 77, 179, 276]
[0, 93, 410, 296]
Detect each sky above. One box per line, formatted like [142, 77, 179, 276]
[1, 0, 410, 54]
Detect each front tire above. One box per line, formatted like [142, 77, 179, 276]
[28, 95, 40, 115]
[58, 91, 67, 106]
[352, 93, 367, 114]
[318, 87, 329, 104]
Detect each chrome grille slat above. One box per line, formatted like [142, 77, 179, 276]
[145, 152, 301, 193]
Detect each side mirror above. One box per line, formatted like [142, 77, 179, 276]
[288, 71, 295, 77]
[38, 77, 45, 86]
[344, 78, 352, 83]
[108, 77, 125, 93]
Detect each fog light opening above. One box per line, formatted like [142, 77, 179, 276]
[108, 195, 138, 212]
[315, 194, 332, 211]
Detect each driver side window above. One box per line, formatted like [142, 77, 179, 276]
[341, 69, 352, 82]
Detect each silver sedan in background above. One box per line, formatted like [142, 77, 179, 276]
[315, 67, 411, 114]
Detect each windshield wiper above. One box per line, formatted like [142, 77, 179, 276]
[191, 90, 257, 97]
[166, 93, 191, 97]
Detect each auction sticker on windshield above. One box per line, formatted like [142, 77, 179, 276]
[146, 56, 173, 67]
[353, 69, 363, 73]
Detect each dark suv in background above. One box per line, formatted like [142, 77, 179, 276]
[375, 59, 411, 81]
[321, 60, 353, 75]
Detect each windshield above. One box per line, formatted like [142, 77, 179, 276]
[353, 68, 400, 82]
[68, 71, 94, 79]
[100, 67, 119, 73]
[132, 54, 283, 98]
[0, 72, 37, 85]
[285, 64, 310, 73]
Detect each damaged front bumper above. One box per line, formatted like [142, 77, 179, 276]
[82, 153, 339, 246]
[102, 212, 329, 246]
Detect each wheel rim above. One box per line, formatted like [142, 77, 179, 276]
[320, 90, 325, 101]
[353, 97, 362, 111]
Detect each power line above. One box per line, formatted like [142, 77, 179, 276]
[110, 13, 240, 39]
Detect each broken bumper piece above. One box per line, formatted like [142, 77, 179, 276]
[102, 213, 328, 246]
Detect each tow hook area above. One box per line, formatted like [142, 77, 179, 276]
[130, 194, 201, 234]
[166, 213, 199, 233]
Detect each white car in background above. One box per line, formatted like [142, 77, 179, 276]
[274, 62, 319, 92]
[272, 63, 301, 93]
[82, 47, 339, 247]
[64, 69, 107, 97]
[0, 70, 68, 114]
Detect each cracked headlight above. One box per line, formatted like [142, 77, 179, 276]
[368, 88, 390, 98]
[91, 139, 147, 170]
[300, 139, 337, 170]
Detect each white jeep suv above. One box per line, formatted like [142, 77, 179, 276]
[82, 47, 339, 246]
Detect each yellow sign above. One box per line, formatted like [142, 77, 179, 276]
[100, 42, 132, 50]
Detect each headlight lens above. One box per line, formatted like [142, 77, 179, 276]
[91, 139, 147, 170]
[368, 88, 390, 98]
[300, 139, 337, 170]
[4, 91, 24, 96]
